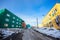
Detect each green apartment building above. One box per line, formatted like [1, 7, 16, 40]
[0, 9, 25, 28]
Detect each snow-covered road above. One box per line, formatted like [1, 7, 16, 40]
[22, 29, 55, 40]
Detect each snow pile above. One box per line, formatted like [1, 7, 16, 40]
[34, 27, 60, 38]
[1, 29, 15, 37]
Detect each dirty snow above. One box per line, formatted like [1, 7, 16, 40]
[1, 29, 15, 37]
[34, 27, 60, 38]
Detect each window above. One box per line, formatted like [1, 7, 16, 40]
[12, 21, 15, 23]
[55, 9, 57, 12]
[53, 9, 57, 14]
[52, 9, 57, 16]
[13, 17, 15, 19]
[6, 14, 10, 17]
[16, 25, 18, 27]
[20, 20, 21, 22]
[12, 25, 14, 27]
[16, 22, 18, 24]
[19, 23, 21, 25]
[4, 24, 8, 27]
[5, 18, 9, 22]
[49, 22, 51, 24]
[19, 26, 21, 27]
[17, 19, 18, 21]
[49, 14, 51, 16]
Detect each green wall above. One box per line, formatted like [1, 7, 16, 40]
[0, 9, 24, 28]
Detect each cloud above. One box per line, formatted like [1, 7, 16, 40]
[0, 0, 57, 26]
[14, 13, 43, 26]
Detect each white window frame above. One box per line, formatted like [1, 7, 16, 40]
[5, 18, 9, 22]
[4, 23, 8, 27]
[16, 25, 18, 27]
[13, 17, 15, 19]
[16, 22, 18, 24]
[12, 25, 14, 27]
[17, 19, 18, 21]
[12, 21, 15, 23]
[6, 14, 10, 17]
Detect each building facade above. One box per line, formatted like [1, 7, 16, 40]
[39, 3, 60, 29]
[0, 9, 26, 28]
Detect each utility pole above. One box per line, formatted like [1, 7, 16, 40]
[37, 18, 38, 28]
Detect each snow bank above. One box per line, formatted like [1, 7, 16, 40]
[34, 27, 60, 38]
[1, 29, 15, 37]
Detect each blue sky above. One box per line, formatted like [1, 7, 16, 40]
[0, 0, 60, 26]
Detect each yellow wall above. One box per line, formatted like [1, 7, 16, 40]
[39, 3, 60, 28]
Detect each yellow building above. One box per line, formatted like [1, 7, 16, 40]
[38, 24, 43, 28]
[39, 3, 60, 29]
